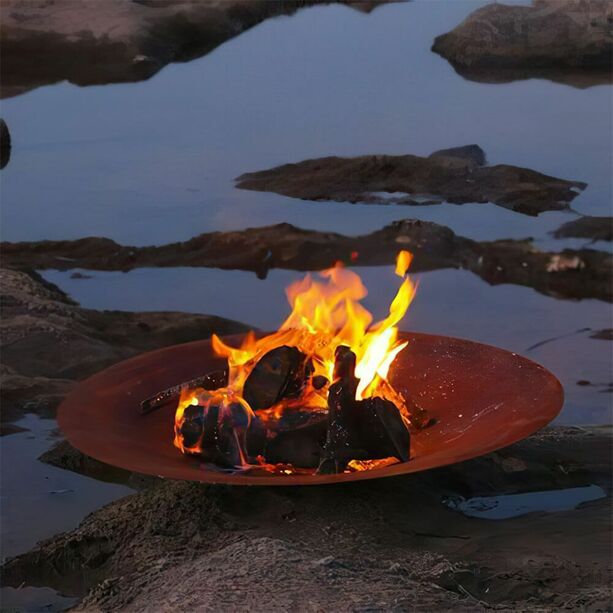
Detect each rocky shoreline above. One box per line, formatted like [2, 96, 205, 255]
[2, 425, 610, 611]
[3, 218, 611, 301]
[0, 0, 388, 99]
[0, 269, 249, 428]
[552, 215, 613, 242]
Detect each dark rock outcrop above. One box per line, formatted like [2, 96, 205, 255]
[552, 215, 613, 242]
[235, 145, 586, 215]
[0, 118, 11, 169]
[3, 219, 611, 301]
[432, 0, 613, 88]
[590, 328, 613, 340]
[0, 269, 249, 426]
[0, 0, 390, 99]
[2, 426, 611, 611]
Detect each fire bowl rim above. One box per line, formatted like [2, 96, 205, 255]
[58, 332, 564, 486]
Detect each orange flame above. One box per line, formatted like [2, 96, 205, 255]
[174, 251, 416, 460]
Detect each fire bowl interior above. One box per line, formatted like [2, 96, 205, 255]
[58, 332, 563, 486]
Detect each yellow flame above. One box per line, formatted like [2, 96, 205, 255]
[175, 251, 417, 455]
[395, 250, 413, 278]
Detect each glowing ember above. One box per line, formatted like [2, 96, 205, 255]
[174, 251, 419, 473]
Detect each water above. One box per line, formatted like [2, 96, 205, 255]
[1, 0, 611, 247]
[0, 414, 134, 561]
[444, 484, 607, 519]
[0, 587, 77, 613]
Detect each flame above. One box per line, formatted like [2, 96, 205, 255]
[175, 251, 416, 463]
[395, 250, 413, 277]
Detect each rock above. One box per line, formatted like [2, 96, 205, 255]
[235, 146, 586, 215]
[40, 439, 158, 490]
[432, 0, 613, 88]
[69, 272, 93, 279]
[3, 218, 611, 302]
[0, 269, 249, 430]
[1, 426, 610, 611]
[429, 144, 486, 166]
[0, 118, 10, 169]
[0, 0, 391, 99]
[590, 328, 613, 340]
[552, 215, 613, 242]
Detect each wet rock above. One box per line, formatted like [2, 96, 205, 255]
[429, 144, 486, 166]
[3, 218, 610, 302]
[0, 0, 391, 99]
[0, 268, 249, 429]
[0, 118, 11, 169]
[40, 439, 158, 490]
[590, 328, 613, 340]
[1, 426, 610, 611]
[235, 146, 586, 215]
[552, 215, 613, 242]
[432, 0, 613, 89]
[0, 423, 27, 437]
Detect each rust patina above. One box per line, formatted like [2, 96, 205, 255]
[58, 332, 563, 485]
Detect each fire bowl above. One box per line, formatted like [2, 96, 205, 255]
[58, 333, 563, 486]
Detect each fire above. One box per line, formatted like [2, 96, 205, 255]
[174, 251, 416, 461]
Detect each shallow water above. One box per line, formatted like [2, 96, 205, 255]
[0, 587, 77, 613]
[443, 484, 607, 519]
[0, 414, 133, 560]
[1, 0, 611, 246]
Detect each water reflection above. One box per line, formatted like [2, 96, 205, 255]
[1, 1, 610, 245]
[0, 414, 133, 560]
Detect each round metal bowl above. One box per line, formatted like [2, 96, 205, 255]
[58, 332, 563, 486]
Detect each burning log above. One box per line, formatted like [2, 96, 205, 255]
[312, 375, 329, 390]
[172, 345, 413, 473]
[140, 369, 228, 414]
[169, 251, 425, 474]
[177, 392, 252, 468]
[265, 416, 327, 468]
[243, 345, 312, 410]
[318, 346, 411, 474]
[318, 346, 361, 474]
[354, 397, 410, 463]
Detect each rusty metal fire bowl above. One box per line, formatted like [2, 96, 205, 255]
[58, 332, 563, 486]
